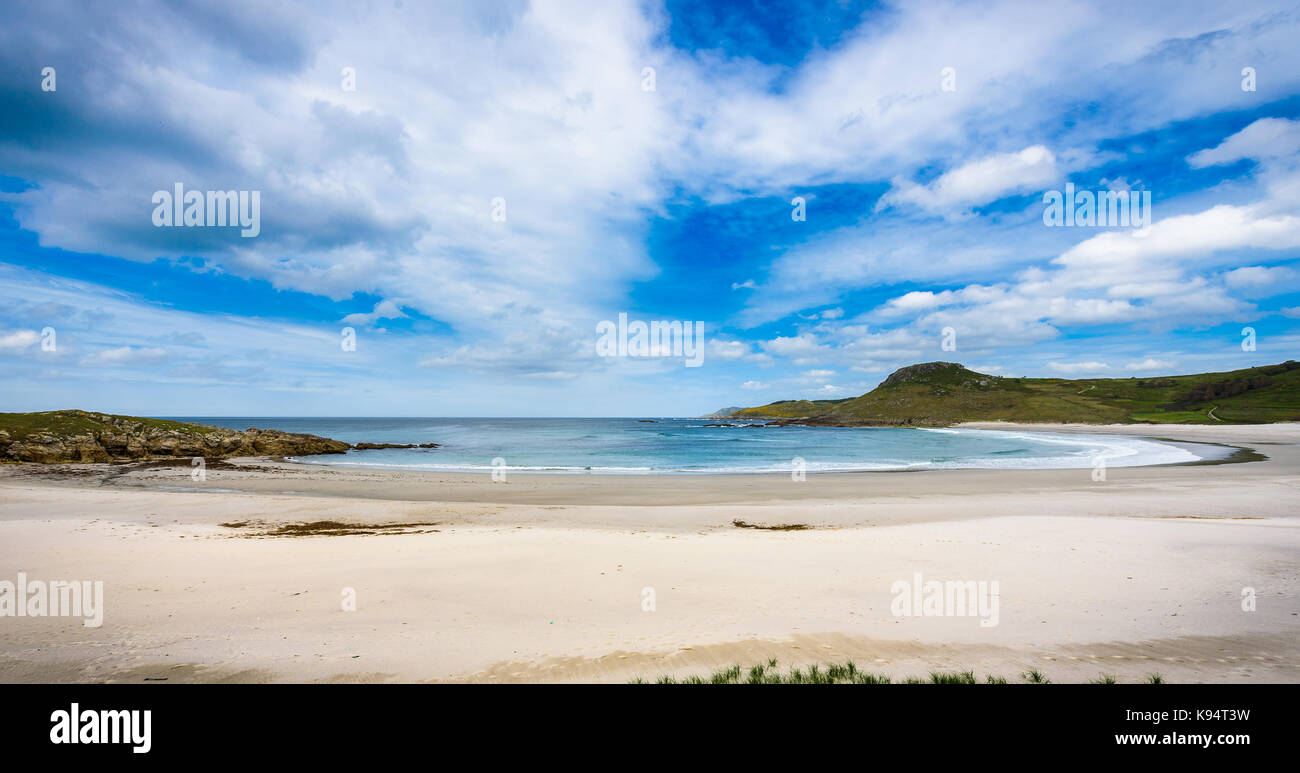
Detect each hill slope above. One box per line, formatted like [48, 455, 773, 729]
[730, 361, 1300, 426]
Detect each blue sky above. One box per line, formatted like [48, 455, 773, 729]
[2, 0, 1299, 416]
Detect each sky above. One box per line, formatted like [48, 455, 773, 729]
[1, 0, 1299, 417]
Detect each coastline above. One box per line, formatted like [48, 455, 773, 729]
[2, 421, 1291, 507]
[1, 422, 1297, 683]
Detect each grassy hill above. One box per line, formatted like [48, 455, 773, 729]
[730, 361, 1300, 426]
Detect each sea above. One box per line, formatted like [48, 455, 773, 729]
[163, 417, 1223, 474]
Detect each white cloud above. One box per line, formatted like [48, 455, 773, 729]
[1055, 204, 1300, 271]
[882, 291, 952, 315]
[879, 145, 1058, 215]
[682, 0, 1300, 197]
[1187, 118, 1300, 168]
[0, 329, 40, 350]
[1223, 265, 1295, 288]
[341, 299, 407, 326]
[709, 340, 755, 361]
[0, 0, 676, 359]
[1045, 297, 1138, 325]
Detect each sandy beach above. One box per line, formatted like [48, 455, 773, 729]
[1, 422, 1297, 684]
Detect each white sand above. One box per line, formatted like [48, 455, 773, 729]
[1, 423, 1297, 683]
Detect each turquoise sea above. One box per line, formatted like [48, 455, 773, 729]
[166, 417, 1219, 474]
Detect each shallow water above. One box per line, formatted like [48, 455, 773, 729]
[166, 417, 1220, 474]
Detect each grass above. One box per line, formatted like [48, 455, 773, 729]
[731, 360, 1300, 425]
[929, 670, 977, 684]
[642, 660, 909, 685]
[632, 660, 1172, 684]
[0, 409, 216, 442]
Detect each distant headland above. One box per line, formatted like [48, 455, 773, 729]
[724, 360, 1300, 426]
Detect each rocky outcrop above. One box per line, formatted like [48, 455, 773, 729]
[0, 410, 351, 463]
[878, 361, 967, 389]
[350, 442, 440, 450]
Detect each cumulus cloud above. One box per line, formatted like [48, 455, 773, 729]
[710, 340, 757, 360]
[1187, 118, 1300, 168]
[342, 299, 407, 326]
[1055, 204, 1300, 271]
[879, 145, 1059, 215]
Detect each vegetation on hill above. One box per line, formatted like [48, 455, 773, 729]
[730, 361, 1300, 426]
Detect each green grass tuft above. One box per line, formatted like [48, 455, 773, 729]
[929, 670, 977, 684]
[634, 661, 1172, 685]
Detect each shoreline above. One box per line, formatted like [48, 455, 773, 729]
[2, 422, 1293, 507]
[281, 433, 1248, 474]
[2, 421, 1297, 683]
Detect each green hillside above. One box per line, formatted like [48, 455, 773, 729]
[730, 361, 1300, 426]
